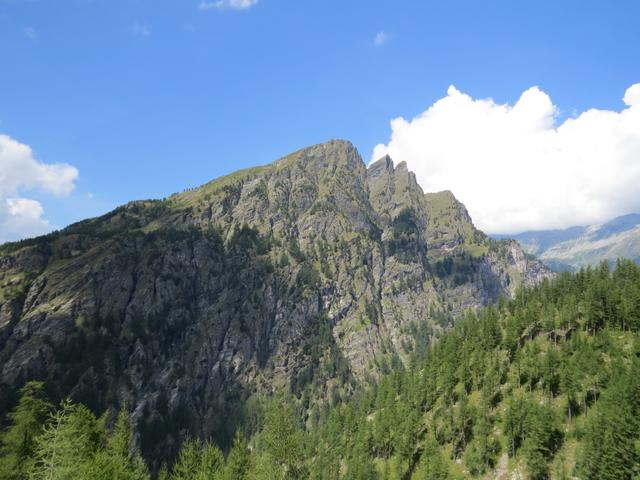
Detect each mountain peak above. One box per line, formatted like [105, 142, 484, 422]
[367, 154, 395, 176]
[424, 190, 472, 222]
[395, 160, 408, 171]
[424, 190, 483, 259]
[275, 139, 357, 165]
[366, 154, 427, 227]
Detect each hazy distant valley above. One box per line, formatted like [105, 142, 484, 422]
[495, 213, 640, 272]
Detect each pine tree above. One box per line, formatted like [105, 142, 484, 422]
[578, 365, 640, 479]
[222, 431, 250, 480]
[86, 408, 149, 480]
[260, 400, 306, 479]
[464, 404, 499, 475]
[521, 401, 562, 479]
[417, 438, 450, 480]
[0, 381, 52, 480]
[344, 444, 378, 480]
[541, 347, 560, 398]
[30, 400, 105, 480]
[451, 392, 474, 457]
[559, 359, 579, 422]
[170, 439, 223, 480]
[504, 395, 526, 456]
[245, 452, 279, 480]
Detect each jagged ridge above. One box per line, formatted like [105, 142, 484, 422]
[0, 140, 552, 464]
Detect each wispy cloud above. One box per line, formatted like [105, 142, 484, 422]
[23, 26, 37, 40]
[131, 22, 151, 37]
[373, 31, 389, 46]
[198, 0, 258, 11]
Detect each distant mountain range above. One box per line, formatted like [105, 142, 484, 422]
[494, 213, 640, 271]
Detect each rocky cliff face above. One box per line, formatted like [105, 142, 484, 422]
[0, 140, 552, 462]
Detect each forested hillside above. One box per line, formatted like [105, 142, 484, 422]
[2, 259, 639, 479]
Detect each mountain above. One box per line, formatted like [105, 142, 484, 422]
[496, 213, 640, 271]
[0, 140, 551, 464]
[5, 260, 640, 480]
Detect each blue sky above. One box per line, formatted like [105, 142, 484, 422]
[1, 0, 639, 239]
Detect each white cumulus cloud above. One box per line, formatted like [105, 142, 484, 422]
[0, 134, 79, 243]
[198, 0, 258, 10]
[372, 83, 640, 234]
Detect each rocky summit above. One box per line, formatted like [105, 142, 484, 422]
[0, 140, 551, 462]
